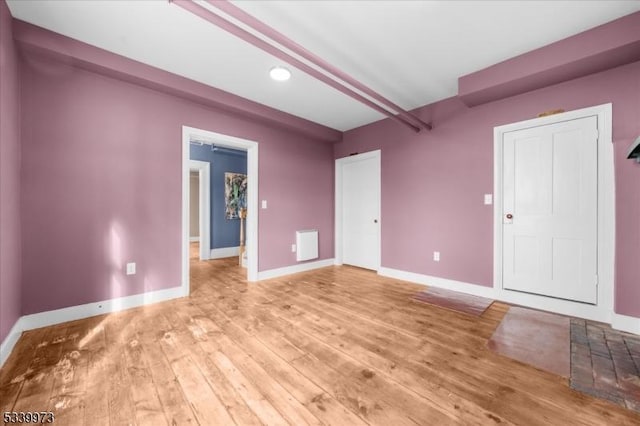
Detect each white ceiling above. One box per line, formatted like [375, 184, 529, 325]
[7, 1, 640, 131]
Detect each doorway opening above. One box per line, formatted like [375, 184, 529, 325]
[181, 126, 259, 296]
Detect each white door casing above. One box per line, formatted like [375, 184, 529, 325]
[182, 126, 259, 294]
[493, 103, 614, 323]
[502, 116, 598, 304]
[335, 150, 381, 271]
[189, 160, 211, 262]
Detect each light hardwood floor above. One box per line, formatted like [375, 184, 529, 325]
[1, 255, 639, 425]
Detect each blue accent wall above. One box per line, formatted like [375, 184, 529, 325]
[190, 144, 247, 249]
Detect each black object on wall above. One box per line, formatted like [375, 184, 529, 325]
[627, 136, 640, 163]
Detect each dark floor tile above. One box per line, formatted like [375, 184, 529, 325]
[569, 320, 640, 413]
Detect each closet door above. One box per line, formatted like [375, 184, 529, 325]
[338, 151, 381, 271]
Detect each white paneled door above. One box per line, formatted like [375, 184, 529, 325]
[502, 116, 598, 304]
[339, 152, 381, 271]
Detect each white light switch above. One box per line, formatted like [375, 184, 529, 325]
[484, 194, 493, 205]
[291, 244, 296, 253]
[126, 262, 136, 275]
[261, 200, 267, 209]
[433, 252, 440, 262]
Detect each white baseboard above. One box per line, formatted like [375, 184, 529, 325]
[378, 267, 496, 299]
[258, 258, 335, 280]
[0, 319, 24, 368]
[612, 313, 640, 335]
[210, 246, 240, 259]
[377, 266, 638, 334]
[0, 285, 186, 367]
[190, 236, 199, 242]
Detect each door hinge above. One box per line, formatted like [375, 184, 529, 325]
[593, 129, 599, 140]
[595, 275, 599, 286]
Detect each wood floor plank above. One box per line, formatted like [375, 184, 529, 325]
[0, 381, 22, 416]
[169, 355, 237, 426]
[210, 350, 292, 426]
[252, 273, 626, 425]
[158, 309, 244, 425]
[269, 293, 544, 424]
[0, 327, 49, 387]
[11, 324, 72, 416]
[203, 263, 637, 425]
[103, 310, 138, 426]
[81, 321, 110, 426]
[123, 323, 168, 426]
[205, 288, 506, 425]
[191, 306, 369, 426]
[1, 255, 638, 425]
[184, 301, 326, 425]
[163, 308, 264, 426]
[205, 296, 456, 425]
[265, 299, 511, 424]
[0, 328, 51, 416]
[173, 304, 313, 426]
[46, 319, 95, 426]
[136, 311, 199, 426]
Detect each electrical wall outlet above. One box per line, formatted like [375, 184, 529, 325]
[261, 200, 267, 209]
[484, 194, 493, 205]
[291, 244, 296, 253]
[126, 262, 136, 275]
[433, 251, 440, 262]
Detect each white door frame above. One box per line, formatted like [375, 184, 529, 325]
[182, 126, 259, 294]
[189, 160, 210, 261]
[493, 103, 614, 323]
[335, 149, 381, 270]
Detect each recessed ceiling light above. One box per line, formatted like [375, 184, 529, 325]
[269, 66, 291, 81]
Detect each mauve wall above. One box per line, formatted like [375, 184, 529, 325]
[0, 0, 21, 343]
[20, 53, 334, 315]
[190, 145, 247, 249]
[337, 61, 640, 318]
